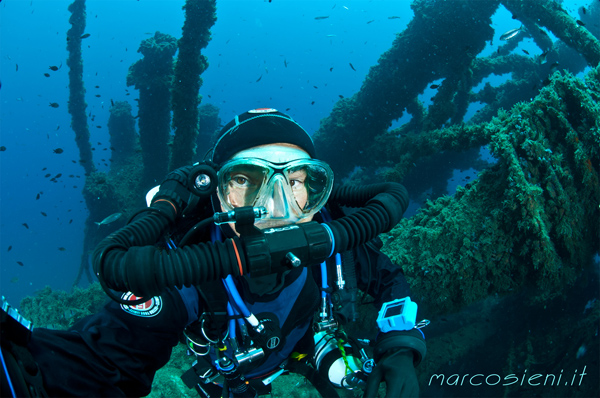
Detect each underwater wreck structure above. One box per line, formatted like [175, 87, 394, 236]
[65, 0, 217, 285]
[313, 0, 599, 314]
[27, 0, 599, 396]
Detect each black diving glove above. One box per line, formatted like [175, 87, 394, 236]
[364, 348, 418, 397]
[364, 329, 426, 398]
[150, 165, 195, 218]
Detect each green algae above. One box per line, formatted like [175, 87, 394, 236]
[170, 0, 217, 171]
[382, 67, 599, 315]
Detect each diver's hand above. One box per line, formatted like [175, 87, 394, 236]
[151, 165, 195, 217]
[364, 349, 419, 398]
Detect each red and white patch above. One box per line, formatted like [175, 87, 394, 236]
[120, 292, 162, 318]
[248, 108, 278, 114]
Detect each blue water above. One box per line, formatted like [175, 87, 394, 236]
[0, 0, 592, 304]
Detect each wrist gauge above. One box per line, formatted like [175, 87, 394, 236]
[376, 297, 418, 333]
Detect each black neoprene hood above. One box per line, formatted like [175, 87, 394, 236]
[211, 108, 316, 165]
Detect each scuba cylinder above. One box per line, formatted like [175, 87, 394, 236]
[313, 331, 371, 390]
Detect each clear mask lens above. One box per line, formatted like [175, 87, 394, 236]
[217, 158, 334, 226]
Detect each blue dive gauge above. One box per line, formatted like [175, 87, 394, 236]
[376, 297, 418, 333]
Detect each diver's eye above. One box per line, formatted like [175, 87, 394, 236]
[290, 179, 305, 190]
[288, 169, 307, 190]
[231, 175, 250, 187]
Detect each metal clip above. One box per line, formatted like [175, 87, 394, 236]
[415, 319, 430, 329]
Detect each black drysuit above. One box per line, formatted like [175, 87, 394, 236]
[28, 230, 411, 397]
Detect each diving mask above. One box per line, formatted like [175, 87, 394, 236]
[217, 146, 334, 228]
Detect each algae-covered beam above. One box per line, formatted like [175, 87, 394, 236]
[127, 32, 178, 188]
[107, 101, 136, 168]
[502, 0, 600, 66]
[383, 67, 600, 315]
[313, 0, 500, 176]
[170, 0, 217, 171]
[66, 0, 95, 176]
[368, 122, 493, 182]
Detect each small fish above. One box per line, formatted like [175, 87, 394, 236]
[338, 95, 344, 99]
[95, 212, 123, 226]
[53, 148, 64, 154]
[314, 16, 329, 20]
[17, 261, 24, 267]
[58, 247, 66, 251]
[284, 59, 287, 68]
[256, 75, 262, 82]
[16, 64, 18, 72]
[95, 85, 100, 88]
[44, 173, 51, 178]
[49, 65, 59, 71]
[41, 212, 47, 217]
[22, 223, 29, 229]
[576, 344, 587, 359]
[311, 101, 315, 105]
[349, 63, 356, 71]
[110, 99, 115, 107]
[7, 245, 12, 252]
[95, 94, 101, 97]
[80, 33, 91, 39]
[581, 6, 586, 15]
[366, 20, 374, 24]
[55, 173, 62, 178]
[0, 146, 6, 151]
[329, 67, 333, 72]
[44, 73, 50, 77]
[49, 102, 59, 108]
[430, 84, 440, 89]
[36, 193, 40, 200]
[522, 49, 529, 55]
[388, 16, 401, 20]
[500, 26, 522, 41]
[576, 20, 585, 27]
[69, 219, 73, 224]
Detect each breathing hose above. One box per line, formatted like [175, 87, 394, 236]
[93, 182, 408, 304]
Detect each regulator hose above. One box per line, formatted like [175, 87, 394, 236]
[325, 183, 408, 252]
[93, 182, 408, 303]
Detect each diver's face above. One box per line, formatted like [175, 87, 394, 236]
[218, 143, 314, 234]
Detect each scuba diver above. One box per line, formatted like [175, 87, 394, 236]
[1, 108, 426, 397]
